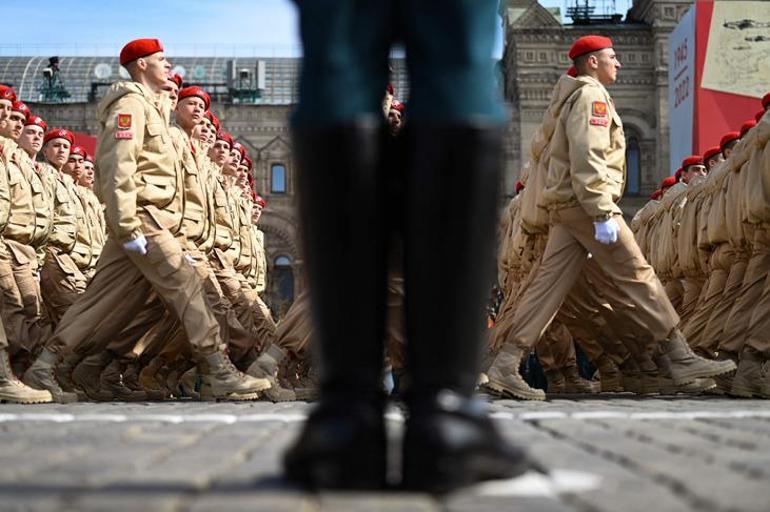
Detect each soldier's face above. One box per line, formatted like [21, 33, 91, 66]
[210, 140, 230, 166]
[79, 162, 95, 188]
[141, 52, 172, 91]
[237, 166, 249, 187]
[205, 125, 217, 145]
[229, 149, 242, 169]
[193, 120, 210, 143]
[252, 204, 263, 224]
[223, 151, 240, 176]
[388, 109, 402, 135]
[176, 97, 205, 130]
[685, 164, 706, 183]
[19, 125, 44, 155]
[0, 99, 11, 126]
[595, 48, 621, 86]
[65, 155, 85, 180]
[2, 111, 25, 139]
[44, 139, 70, 168]
[165, 82, 179, 110]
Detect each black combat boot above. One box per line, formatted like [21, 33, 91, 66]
[400, 123, 536, 493]
[283, 118, 389, 490]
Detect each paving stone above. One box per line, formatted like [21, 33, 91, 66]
[318, 492, 438, 512]
[3, 398, 770, 511]
[186, 491, 318, 512]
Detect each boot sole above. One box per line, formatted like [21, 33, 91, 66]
[21, 377, 78, 403]
[201, 390, 262, 402]
[483, 380, 546, 401]
[671, 360, 737, 386]
[660, 378, 717, 395]
[0, 393, 53, 404]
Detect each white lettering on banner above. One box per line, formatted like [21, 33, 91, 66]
[668, 6, 696, 172]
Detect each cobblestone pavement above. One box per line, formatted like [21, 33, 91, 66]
[1, 396, 770, 511]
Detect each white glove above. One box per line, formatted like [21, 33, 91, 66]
[123, 235, 148, 255]
[593, 217, 620, 245]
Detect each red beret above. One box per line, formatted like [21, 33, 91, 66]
[11, 101, 30, 120]
[242, 155, 253, 171]
[169, 73, 183, 89]
[681, 155, 703, 169]
[763, 92, 770, 109]
[661, 176, 677, 189]
[566, 65, 577, 77]
[44, 129, 74, 146]
[755, 109, 765, 123]
[720, 131, 740, 150]
[515, 181, 525, 194]
[650, 189, 662, 200]
[569, 35, 613, 60]
[703, 146, 721, 162]
[84, 153, 94, 163]
[0, 84, 16, 103]
[740, 120, 756, 138]
[25, 115, 48, 132]
[254, 195, 267, 208]
[69, 145, 86, 159]
[674, 167, 683, 181]
[119, 38, 164, 66]
[390, 99, 405, 113]
[216, 131, 233, 148]
[178, 86, 211, 110]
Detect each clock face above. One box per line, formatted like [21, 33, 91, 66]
[94, 63, 112, 80]
[172, 65, 187, 79]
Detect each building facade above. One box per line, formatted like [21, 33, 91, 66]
[501, 0, 693, 211]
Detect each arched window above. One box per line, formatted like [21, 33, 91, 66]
[272, 255, 294, 315]
[271, 163, 286, 194]
[625, 136, 641, 196]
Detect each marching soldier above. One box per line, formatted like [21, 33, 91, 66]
[720, 110, 770, 397]
[679, 133, 739, 355]
[0, 102, 54, 361]
[37, 132, 90, 326]
[0, 84, 52, 403]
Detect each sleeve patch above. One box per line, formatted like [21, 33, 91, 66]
[590, 117, 609, 126]
[115, 131, 134, 140]
[117, 114, 132, 130]
[591, 101, 608, 117]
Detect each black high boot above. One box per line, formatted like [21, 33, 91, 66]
[401, 123, 536, 493]
[283, 118, 389, 490]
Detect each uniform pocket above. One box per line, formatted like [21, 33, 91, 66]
[145, 122, 166, 151]
[52, 251, 79, 276]
[146, 231, 184, 278]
